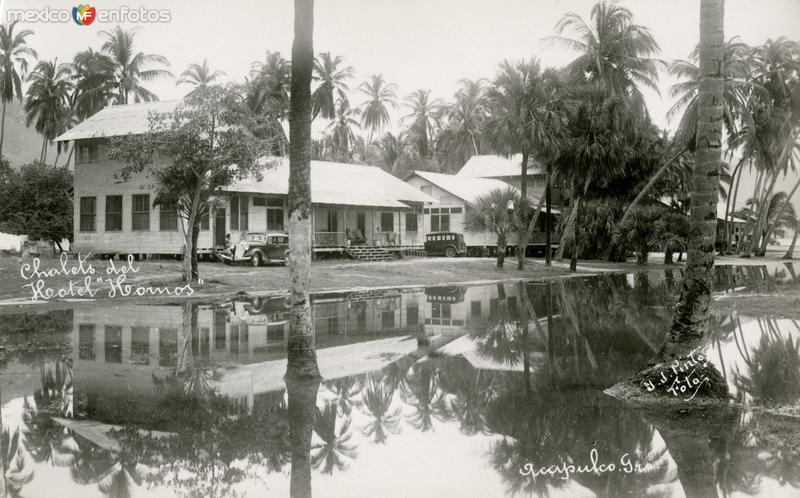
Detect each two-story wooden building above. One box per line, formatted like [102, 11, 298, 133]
[55, 101, 435, 258]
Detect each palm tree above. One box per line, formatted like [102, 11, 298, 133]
[326, 97, 361, 159]
[485, 58, 567, 271]
[359, 74, 397, 144]
[24, 60, 73, 164]
[664, 0, 725, 354]
[548, 0, 664, 113]
[311, 403, 358, 474]
[0, 21, 37, 159]
[376, 131, 410, 174]
[360, 379, 401, 444]
[178, 59, 225, 94]
[436, 79, 489, 172]
[236, 76, 289, 155]
[98, 26, 172, 104]
[402, 89, 443, 159]
[312, 52, 353, 120]
[71, 48, 117, 120]
[736, 192, 798, 248]
[463, 187, 521, 268]
[286, 0, 321, 382]
[400, 364, 449, 432]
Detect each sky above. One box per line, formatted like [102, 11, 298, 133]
[2, 0, 799, 223]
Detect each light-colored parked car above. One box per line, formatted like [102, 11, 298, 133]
[218, 232, 290, 267]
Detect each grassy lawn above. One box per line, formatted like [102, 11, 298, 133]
[0, 254, 575, 308]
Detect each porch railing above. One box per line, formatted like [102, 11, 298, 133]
[314, 231, 346, 247]
[373, 231, 400, 246]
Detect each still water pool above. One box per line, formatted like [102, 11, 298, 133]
[1, 264, 799, 497]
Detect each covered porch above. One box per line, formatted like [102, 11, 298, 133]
[312, 204, 425, 249]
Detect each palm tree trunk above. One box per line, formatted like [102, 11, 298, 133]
[783, 225, 799, 259]
[618, 148, 687, 228]
[286, 378, 320, 498]
[496, 235, 506, 268]
[0, 99, 6, 160]
[750, 169, 780, 255]
[760, 172, 800, 255]
[545, 163, 552, 266]
[40, 136, 47, 163]
[287, 0, 321, 381]
[517, 150, 529, 271]
[663, 0, 724, 357]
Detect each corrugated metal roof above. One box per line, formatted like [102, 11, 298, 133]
[229, 159, 435, 208]
[409, 170, 518, 204]
[457, 154, 544, 178]
[55, 100, 182, 141]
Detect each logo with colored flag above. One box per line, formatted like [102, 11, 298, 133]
[72, 4, 96, 25]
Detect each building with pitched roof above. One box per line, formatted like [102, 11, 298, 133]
[56, 102, 434, 257]
[404, 170, 558, 250]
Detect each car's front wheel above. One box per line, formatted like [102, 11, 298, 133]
[445, 246, 457, 258]
[251, 252, 263, 267]
[283, 250, 290, 266]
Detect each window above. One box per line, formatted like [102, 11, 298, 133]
[381, 212, 394, 232]
[431, 210, 450, 232]
[77, 143, 99, 163]
[105, 195, 123, 232]
[450, 207, 463, 214]
[104, 325, 122, 363]
[132, 194, 150, 231]
[79, 197, 96, 232]
[230, 194, 240, 230]
[267, 198, 284, 230]
[471, 301, 482, 318]
[432, 303, 451, 320]
[200, 210, 210, 230]
[240, 195, 249, 231]
[159, 204, 178, 231]
[405, 213, 418, 232]
[327, 210, 338, 232]
[406, 306, 419, 325]
[159, 328, 177, 367]
[79, 324, 95, 360]
[229, 194, 249, 231]
[131, 326, 150, 365]
[382, 311, 396, 329]
[253, 196, 267, 207]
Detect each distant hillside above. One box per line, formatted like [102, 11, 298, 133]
[1, 101, 58, 168]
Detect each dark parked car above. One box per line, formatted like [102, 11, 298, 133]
[218, 232, 289, 267]
[424, 232, 466, 257]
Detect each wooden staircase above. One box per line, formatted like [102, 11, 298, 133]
[344, 245, 399, 262]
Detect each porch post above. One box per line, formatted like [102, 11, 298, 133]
[343, 207, 348, 247]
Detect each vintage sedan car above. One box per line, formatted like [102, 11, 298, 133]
[218, 232, 290, 267]
[424, 232, 467, 258]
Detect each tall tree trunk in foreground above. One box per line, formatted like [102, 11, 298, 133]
[784, 225, 799, 259]
[517, 151, 529, 271]
[287, 378, 320, 498]
[663, 0, 724, 356]
[287, 0, 321, 381]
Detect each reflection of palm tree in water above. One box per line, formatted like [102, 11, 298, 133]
[400, 363, 450, 432]
[360, 379, 401, 444]
[437, 358, 497, 435]
[326, 376, 363, 416]
[311, 403, 357, 474]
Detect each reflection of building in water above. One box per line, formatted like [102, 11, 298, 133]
[71, 291, 426, 421]
[423, 283, 551, 336]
